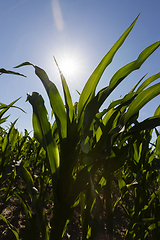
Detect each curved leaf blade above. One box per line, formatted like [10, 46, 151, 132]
[0, 214, 19, 240]
[0, 68, 26, 77]
[0, 97, 25, 120]
[14, 62, 34, 68]
[130, 73, 148, 93]
[125, 83, 160, 124]
[34, 66, 67, 138]
[15, 62, 67, 138]
[53, 56, 74, 124]
[108, 41, 160, 90]
[78, 14, 140, 120]
[136, 72, 160, 95]
[154, 105, 160, 116]
[128, 116, 160, 133]
[83, 40, 160, 134]
[27, 92, 59, 175]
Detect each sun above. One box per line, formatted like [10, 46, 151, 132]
[52, 47, 87, 90]
[54, 47, 85, 81]
[58, 55, 80, 79]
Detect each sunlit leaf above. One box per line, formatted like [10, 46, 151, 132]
[15, 62, 67, 139]
[53, 56, 74, 124]
[0, 68, 26, 77]
[130, 73, 148, 92]
[34, 66, 67, 138]
[78, 14, 140, 121]
[128, 116, 160, 133]
[27, 92, 59, 175]
[154, 105, 160, 116]
[125, 83, 160, 124]
[0, 97, 26, 119]
[108, 41, 160, 90]
[136, 72, 160, 94]
[14, 62, 34, 68]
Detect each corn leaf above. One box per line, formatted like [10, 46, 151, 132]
[94, 109, 120, 153]
[0, 97, 26, 118]
[128, 116, 160, 133]
[125, 83, 160, 124]
[82, 40, 160, 136]
[0, 68, 26, 77]
[15, 62, 67, 138]
[136, 72, 160, 95]
[0, 116, 9, 124]
[154, 105, 160, 116]
[50, 166, 91, 239]
[108, 41, 160, 90]
[54, 56, 74, 124]
[130, 73, 148, 92]
[14, 192, 32, 219]
[96, 108, 115, 143]
[35, 66, 67, 138]
[14, 62, 34, 68]
[27, 92, 59, 175]
[148, 221, 160, 231]
[0, 214, 19, 240]
[78, 14, 140, 120]
[83, 90, 135, 137]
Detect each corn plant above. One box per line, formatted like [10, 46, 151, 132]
[12, 14, 160, 239]
[122, 107, 160, 239]
[0, 100, 26, 239]
[0, 96, 26, 212]
[116, 121, 160, 239]
[0, 117, 50, 239]
[0, 68, 30, 239]
[0, 68, 25, 209]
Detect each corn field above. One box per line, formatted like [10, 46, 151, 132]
[0, 15, 160, 239]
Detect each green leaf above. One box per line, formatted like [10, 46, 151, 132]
[27, 92, 59, 175]
[94, 108, 121, 154]
[2, 119, 18, 153]
[154, 105, 160, 116]
[78, 14, 140, 120]
[83, 90, 135, 137]
[128, 116, 160, 133]
[34, 66, 67, 138]
[106, 92, 135, 111]
[0, 97, 26, 119]
[96, 108, 115, 143]
[0, 214, 19, 240]
[14, 62, 34, 68]
[118, 178, 126, 189]
[15, 62, 67, 139]
[50, 165, 91, 239]
[81, 29, 160, 137]
[125, 83, 160, 124]
[18, 164, 35, 194]
[108, 41, 160, 90]
[130, 73, 148, 93]
[14, 192, 32, 219]
[0, 116, 9, 124]
[0, 68, 26, 77]
[156, 135, 160, 156]
[136, 72, 160, 94]
[148, 221, 160, 230]
[53, 56, 74, 124]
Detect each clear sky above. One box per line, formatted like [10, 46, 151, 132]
[0, 0, 160, 137]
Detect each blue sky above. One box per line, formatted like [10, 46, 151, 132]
[0, 0, 160, 137]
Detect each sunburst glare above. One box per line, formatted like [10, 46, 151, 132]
[58, 55, 81, 80]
